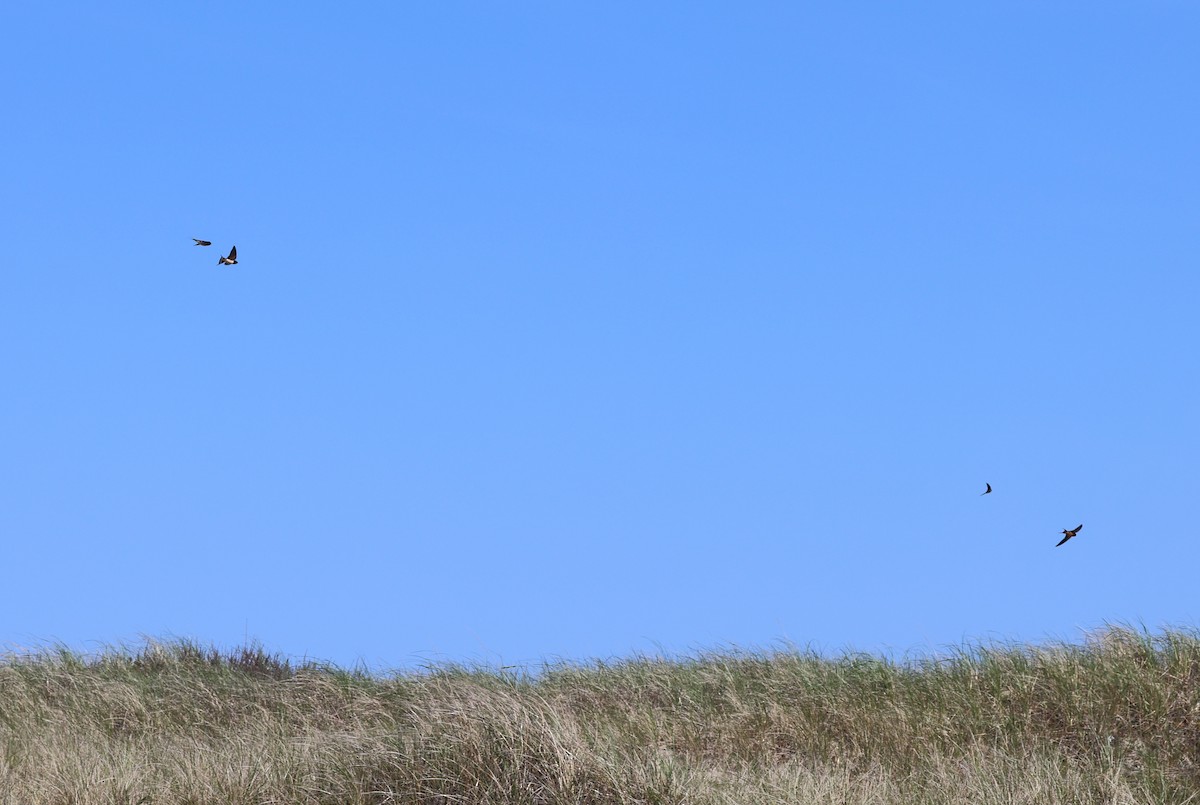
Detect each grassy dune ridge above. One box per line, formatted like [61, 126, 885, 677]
[1, 626, 1198, 803]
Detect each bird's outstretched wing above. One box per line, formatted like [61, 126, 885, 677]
[228, 246, 236, 260]
[981, 483, 992, 495]
[1055, 534, 1072, 547]
[1072, 524, 1083, 533]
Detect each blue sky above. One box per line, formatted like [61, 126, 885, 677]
[2, 3, 1197, 670]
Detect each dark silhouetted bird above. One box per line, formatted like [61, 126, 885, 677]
[1056, 524, 1083, 547]
[981, 483, 992, 496]
[218, 246, 238, 265]
[193, 239, 211, 246]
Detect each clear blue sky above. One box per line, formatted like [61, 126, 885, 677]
[3, 3, 1197, 670]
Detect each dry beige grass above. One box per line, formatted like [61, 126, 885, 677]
[0, 627, 1198, 803]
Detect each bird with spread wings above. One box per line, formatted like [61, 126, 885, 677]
[1056, 524, 1083, 547]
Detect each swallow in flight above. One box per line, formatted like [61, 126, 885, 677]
[981, 483, 992, 496]
[218, 246, 238, 265]
[193, 239, 212, 246]
[1056, 524, 1083, 547]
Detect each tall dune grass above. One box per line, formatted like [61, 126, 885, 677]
[0, 626, 1198, 803]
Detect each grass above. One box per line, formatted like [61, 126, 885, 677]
[1, 626, 1199, 803]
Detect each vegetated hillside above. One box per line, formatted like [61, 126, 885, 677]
[0, 626, 1197, 804]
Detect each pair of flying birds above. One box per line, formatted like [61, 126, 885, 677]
[193, 239, 237, 265]
[979, 483, 1083, 547]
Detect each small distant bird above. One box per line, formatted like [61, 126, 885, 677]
[1056, 524, 1083, 547]
[192, 239, 211, 246]
[981, 483, 992, 496]
[218, 246, 238, 265]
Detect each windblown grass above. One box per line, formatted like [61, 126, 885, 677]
[1, 626, 1199, 803]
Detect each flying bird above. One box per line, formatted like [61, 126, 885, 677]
[218, 246, 238, 265]
[192, 239, 211, 246]
[1055, 524, 1083, 547]
[981, 483, 992, 496]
